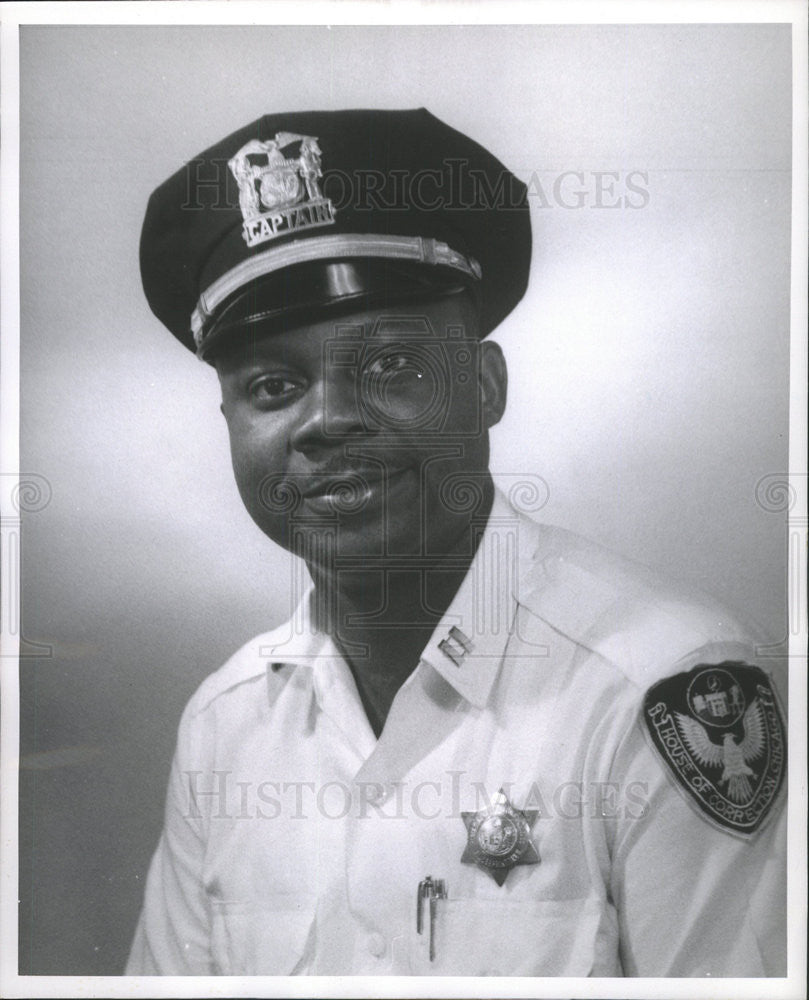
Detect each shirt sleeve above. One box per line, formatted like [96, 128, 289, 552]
[607, 704, 787, 977]
[126, 704, 213, 975]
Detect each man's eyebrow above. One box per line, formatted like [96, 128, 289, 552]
[218, 356, 303, 380]
[221, 339, 307, 366]
[366, 319, 445, 338]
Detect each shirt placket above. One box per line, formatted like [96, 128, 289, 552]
[340, 662, 476, 973]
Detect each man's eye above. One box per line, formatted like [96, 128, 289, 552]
[249, 375, 302, 403]
[364, 351, 426, 383]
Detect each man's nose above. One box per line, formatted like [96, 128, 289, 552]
[290, 371, 367, 454]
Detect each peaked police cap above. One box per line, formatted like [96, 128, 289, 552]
[140, 108, 531, 361]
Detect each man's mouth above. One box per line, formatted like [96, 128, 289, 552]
[298, 467, 409, 507]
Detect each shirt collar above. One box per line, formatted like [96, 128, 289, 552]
[418, 487, 536, 708]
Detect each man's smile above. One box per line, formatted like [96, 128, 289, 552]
[295, 465, 413, 511]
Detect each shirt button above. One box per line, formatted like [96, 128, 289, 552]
[366, 932, 386, 957]
[367, 785, 387, 805]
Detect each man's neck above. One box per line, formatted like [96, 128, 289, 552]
[305, 486, 494, 735]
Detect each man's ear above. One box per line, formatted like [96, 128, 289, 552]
[479, 340, 508, 428]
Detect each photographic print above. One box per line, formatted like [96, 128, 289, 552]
[1, 3, 805, 997]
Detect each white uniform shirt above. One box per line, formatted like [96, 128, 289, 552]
[127, 491, 786, 976]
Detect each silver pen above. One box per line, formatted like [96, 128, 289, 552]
[416, 875, 447, 962]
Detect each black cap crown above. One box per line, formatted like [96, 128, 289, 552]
[141, 108, 531, 359]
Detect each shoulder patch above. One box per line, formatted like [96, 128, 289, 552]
[643, 662, 786, 836]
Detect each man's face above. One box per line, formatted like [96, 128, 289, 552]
[216, 294, 507, 563]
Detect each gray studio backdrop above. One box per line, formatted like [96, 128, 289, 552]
[19, 24, 791, 975]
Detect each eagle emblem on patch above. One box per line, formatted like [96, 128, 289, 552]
[643, 662, 786, 836]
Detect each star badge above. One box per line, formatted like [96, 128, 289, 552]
[461, 789, 540, 886]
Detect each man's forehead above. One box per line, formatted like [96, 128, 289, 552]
[214, 295, 479, 369]
[334, 296, 480, 335]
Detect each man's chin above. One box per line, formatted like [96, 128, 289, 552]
[283, 514, 418, 560]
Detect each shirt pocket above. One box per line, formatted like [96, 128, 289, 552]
[210, 894, 317, 975]
[424, 895, 610, 976]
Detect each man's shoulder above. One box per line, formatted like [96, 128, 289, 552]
[514, 518, 763, 693]
[182, 621, 297, 720]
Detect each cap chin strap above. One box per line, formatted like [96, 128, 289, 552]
[191, 232, 482, 349]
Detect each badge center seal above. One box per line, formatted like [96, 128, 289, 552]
[461, 789, 539, 886]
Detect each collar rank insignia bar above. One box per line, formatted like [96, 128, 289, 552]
[461, 789, 539, 886]
[439, 626, 474, 667]
[643, 661, 786, 836]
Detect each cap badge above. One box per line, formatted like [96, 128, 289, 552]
[228, 132, 336, 248]
[461, 789, 540, 886]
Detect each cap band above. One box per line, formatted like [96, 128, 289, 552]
[190, 232, 482, 347]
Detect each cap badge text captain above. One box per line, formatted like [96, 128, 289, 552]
[461, 789, 540, 886]
[228, 132, 336, 248]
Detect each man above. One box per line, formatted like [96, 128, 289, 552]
[128, 109, 786, 977]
